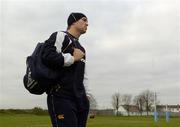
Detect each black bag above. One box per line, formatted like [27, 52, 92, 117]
[23, 43, 60, 95]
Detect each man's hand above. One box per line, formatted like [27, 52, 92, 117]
[73, 48, 85, 62]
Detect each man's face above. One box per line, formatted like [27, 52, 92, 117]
[74, 17, 88, 34]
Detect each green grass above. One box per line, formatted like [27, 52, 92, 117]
[0, 114, 180, 127]
[0, 114, 51, 127]
[88, 116, 180, 127]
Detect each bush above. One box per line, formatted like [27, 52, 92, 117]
[32, 107, 48, 115]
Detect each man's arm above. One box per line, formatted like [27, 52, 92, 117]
[42, 32, 84, 70]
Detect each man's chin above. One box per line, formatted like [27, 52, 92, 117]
[81, 30, 86, 34]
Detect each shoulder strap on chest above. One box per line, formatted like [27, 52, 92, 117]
[55, 31, 75, 53]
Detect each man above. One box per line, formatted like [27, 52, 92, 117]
[42, 12, 89, 127]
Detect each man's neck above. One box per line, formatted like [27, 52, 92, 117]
[67, 29, 81, 39]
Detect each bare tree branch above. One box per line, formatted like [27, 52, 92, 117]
[122, 94, 132, 116]
[111, 92, 121, 116]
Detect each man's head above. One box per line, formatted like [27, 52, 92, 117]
[67, 12, 88, 34]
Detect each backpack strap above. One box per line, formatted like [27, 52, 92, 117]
[61, 31, 78, 49]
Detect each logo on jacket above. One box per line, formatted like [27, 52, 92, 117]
[57, 114, 65, 120]
[80, 59, 86, 63]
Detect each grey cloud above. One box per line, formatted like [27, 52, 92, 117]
[0, 0, 180, 109]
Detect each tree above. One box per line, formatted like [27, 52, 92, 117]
[111, 92, 121, 116]
[133, 95, 144, 116]
[88, 93, 98, 110]
[32, 107, 47, 115]
[122, 94, 132, 116]
[140, 90, 154, 116]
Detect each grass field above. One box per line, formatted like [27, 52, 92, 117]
[0, 114, 180, 127]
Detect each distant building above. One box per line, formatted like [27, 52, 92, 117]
[157, 105, 180, 112]
[89, 104, 180, 116]
[89, 109, 114, 116]
[118, 105, 150, 116]
[116, 105, 136, 116]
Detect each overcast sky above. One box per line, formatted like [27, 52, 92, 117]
[0, 0, 180, 109]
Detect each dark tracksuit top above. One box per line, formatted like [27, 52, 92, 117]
[42, 31, 89, 111]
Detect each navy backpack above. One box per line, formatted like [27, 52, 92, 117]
[23, 42, 60, 95]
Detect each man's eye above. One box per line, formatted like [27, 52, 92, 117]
[82, 18, 87, 22]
